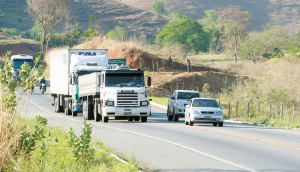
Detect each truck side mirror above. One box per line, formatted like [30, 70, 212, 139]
[69, 72, 76, 85]
[147, 76, 151, 86]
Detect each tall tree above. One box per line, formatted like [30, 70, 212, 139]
[239, 26, 288, 64]
[27, 0, 70, 55]
[152, 0, 164, 18]
[217, 5, 250, 62]
[156, 19, 209, 54]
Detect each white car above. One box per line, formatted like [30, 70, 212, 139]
[167, 90, 201, 121]
[184, 98, 224, 127]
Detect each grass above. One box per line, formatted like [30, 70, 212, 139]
[1, 115, 141, 172]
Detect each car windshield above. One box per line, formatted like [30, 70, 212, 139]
[192, 99, 218, 107]
[105, 74, 144, 87]
[177, 92, 200, 100]
[12, 60, 33, 68]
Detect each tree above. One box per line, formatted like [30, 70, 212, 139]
[27, 0, 70, 55]
[199, 10, 221, 53]
[152, 0, 164, 18]
[217, 5, 251, 62]
[168, 12, 188, 20]
[106, 26, 128, 41]
[156, 19, 209, 54]
[239, 26, 288, 64]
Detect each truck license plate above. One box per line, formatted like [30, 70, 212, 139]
[124, 112, 132, 115]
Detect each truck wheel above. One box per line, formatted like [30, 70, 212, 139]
[87, 103, 93, 120]
[72, 111, 77, 117]
[134, 116, 140, 121]
[102, 116, 108, 123]
[173, 108, 179, 121]
[218, 122, 223, 127]
[167, 106, 173, 121]
[213, 123, 218, 126]
[64, 99, 71, 115]
[82, 100, 87, 120]
[94, 104, 100, 122]
[141, 117, 147, 122]
[128, 116, 133, 121]
[54, 97, 59, 113]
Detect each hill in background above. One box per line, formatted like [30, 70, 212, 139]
[1, 0, 300, 41]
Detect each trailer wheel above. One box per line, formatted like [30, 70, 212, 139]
[141, 117, 147, 122]
[64, 99, 71, 115]
[54, 97, 59, 113]
[82, 100, 87, 120]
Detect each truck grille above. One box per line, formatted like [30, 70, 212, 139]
[117, 92, 138, 106]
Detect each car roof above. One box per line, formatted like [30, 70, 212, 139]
[176, 90, 199, 93]
[192, 98, 217, 101]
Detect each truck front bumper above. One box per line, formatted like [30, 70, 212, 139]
[102, 106, 150, 117]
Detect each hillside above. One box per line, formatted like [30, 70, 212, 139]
[1, 0, 300, 41]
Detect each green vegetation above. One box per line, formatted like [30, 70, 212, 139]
[151, 0, 164, 18]
[156, 19, 209, 54]
[0, 52, 140, 171]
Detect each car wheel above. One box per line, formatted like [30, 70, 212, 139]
[167, 106, 173, 121]
[213, 122, 218, 126]
[189, 115, 193, 126]
[185, 120, 188, 125]
[173, 108, 179, 122]
[218, 122, 223, 127]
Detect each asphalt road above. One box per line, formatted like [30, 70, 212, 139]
[17, 87, 300, 172]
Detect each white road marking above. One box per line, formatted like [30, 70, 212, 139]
[26, 98, 258, 172]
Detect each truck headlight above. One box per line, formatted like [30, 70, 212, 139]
[215, 111, 223, 115]
[140, 101, 149, 106]
[104, 101, 114, 106]
[176, 102, 184, 107]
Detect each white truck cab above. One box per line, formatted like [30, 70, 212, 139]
[11, 54, 34, 81]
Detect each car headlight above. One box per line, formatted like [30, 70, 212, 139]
[140, 101, 149, 106]
[104, 100, 114, 106]
[193, 110, 201, 114]
[215, 111, 223, 115]
[176, 102, 184, 107]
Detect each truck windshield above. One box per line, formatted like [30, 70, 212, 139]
[105, 74, 144, 87]
[12, 60, 33, 68]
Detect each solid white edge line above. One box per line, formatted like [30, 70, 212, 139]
[25, 98, 257, 172]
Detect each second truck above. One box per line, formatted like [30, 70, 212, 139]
[50, 49, 151, 122]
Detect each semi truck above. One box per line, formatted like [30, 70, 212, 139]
[50, 49, 108, 116]
[11, 54, 34, 81]
[74, 66, 152, 123]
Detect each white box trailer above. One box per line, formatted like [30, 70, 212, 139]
[50, 49, 108, 114]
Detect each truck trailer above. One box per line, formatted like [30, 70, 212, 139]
[50, 49, 108, 116]
[75, 66, 152, 122]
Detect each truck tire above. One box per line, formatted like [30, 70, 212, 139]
[128, 116, 133, 121]
[134, 116, 140, 121]
[87, 103, 93, 120]
[72, 111, 77, 117]
[64, 99, 71, 115]
[173, 108, 179, 121]
[141, 117, 147, 122]
[82, 100, 87, 120]
[54, 97, 59, 113]
[167, 106, 173, 121]
[94, 104, 100, 122]
[102, 116, 108, 123]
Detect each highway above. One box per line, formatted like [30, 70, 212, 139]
[17, 87, 300, 172]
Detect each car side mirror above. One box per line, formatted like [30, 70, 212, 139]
[170, 96, 175, 100]
[147, 76, 151, 86]
[149, 98, 152, 101]
[220, 105, 225, 109]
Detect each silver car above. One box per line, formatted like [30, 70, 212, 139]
[185, 98, 224, 127]
[167, 90, 201, 121]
